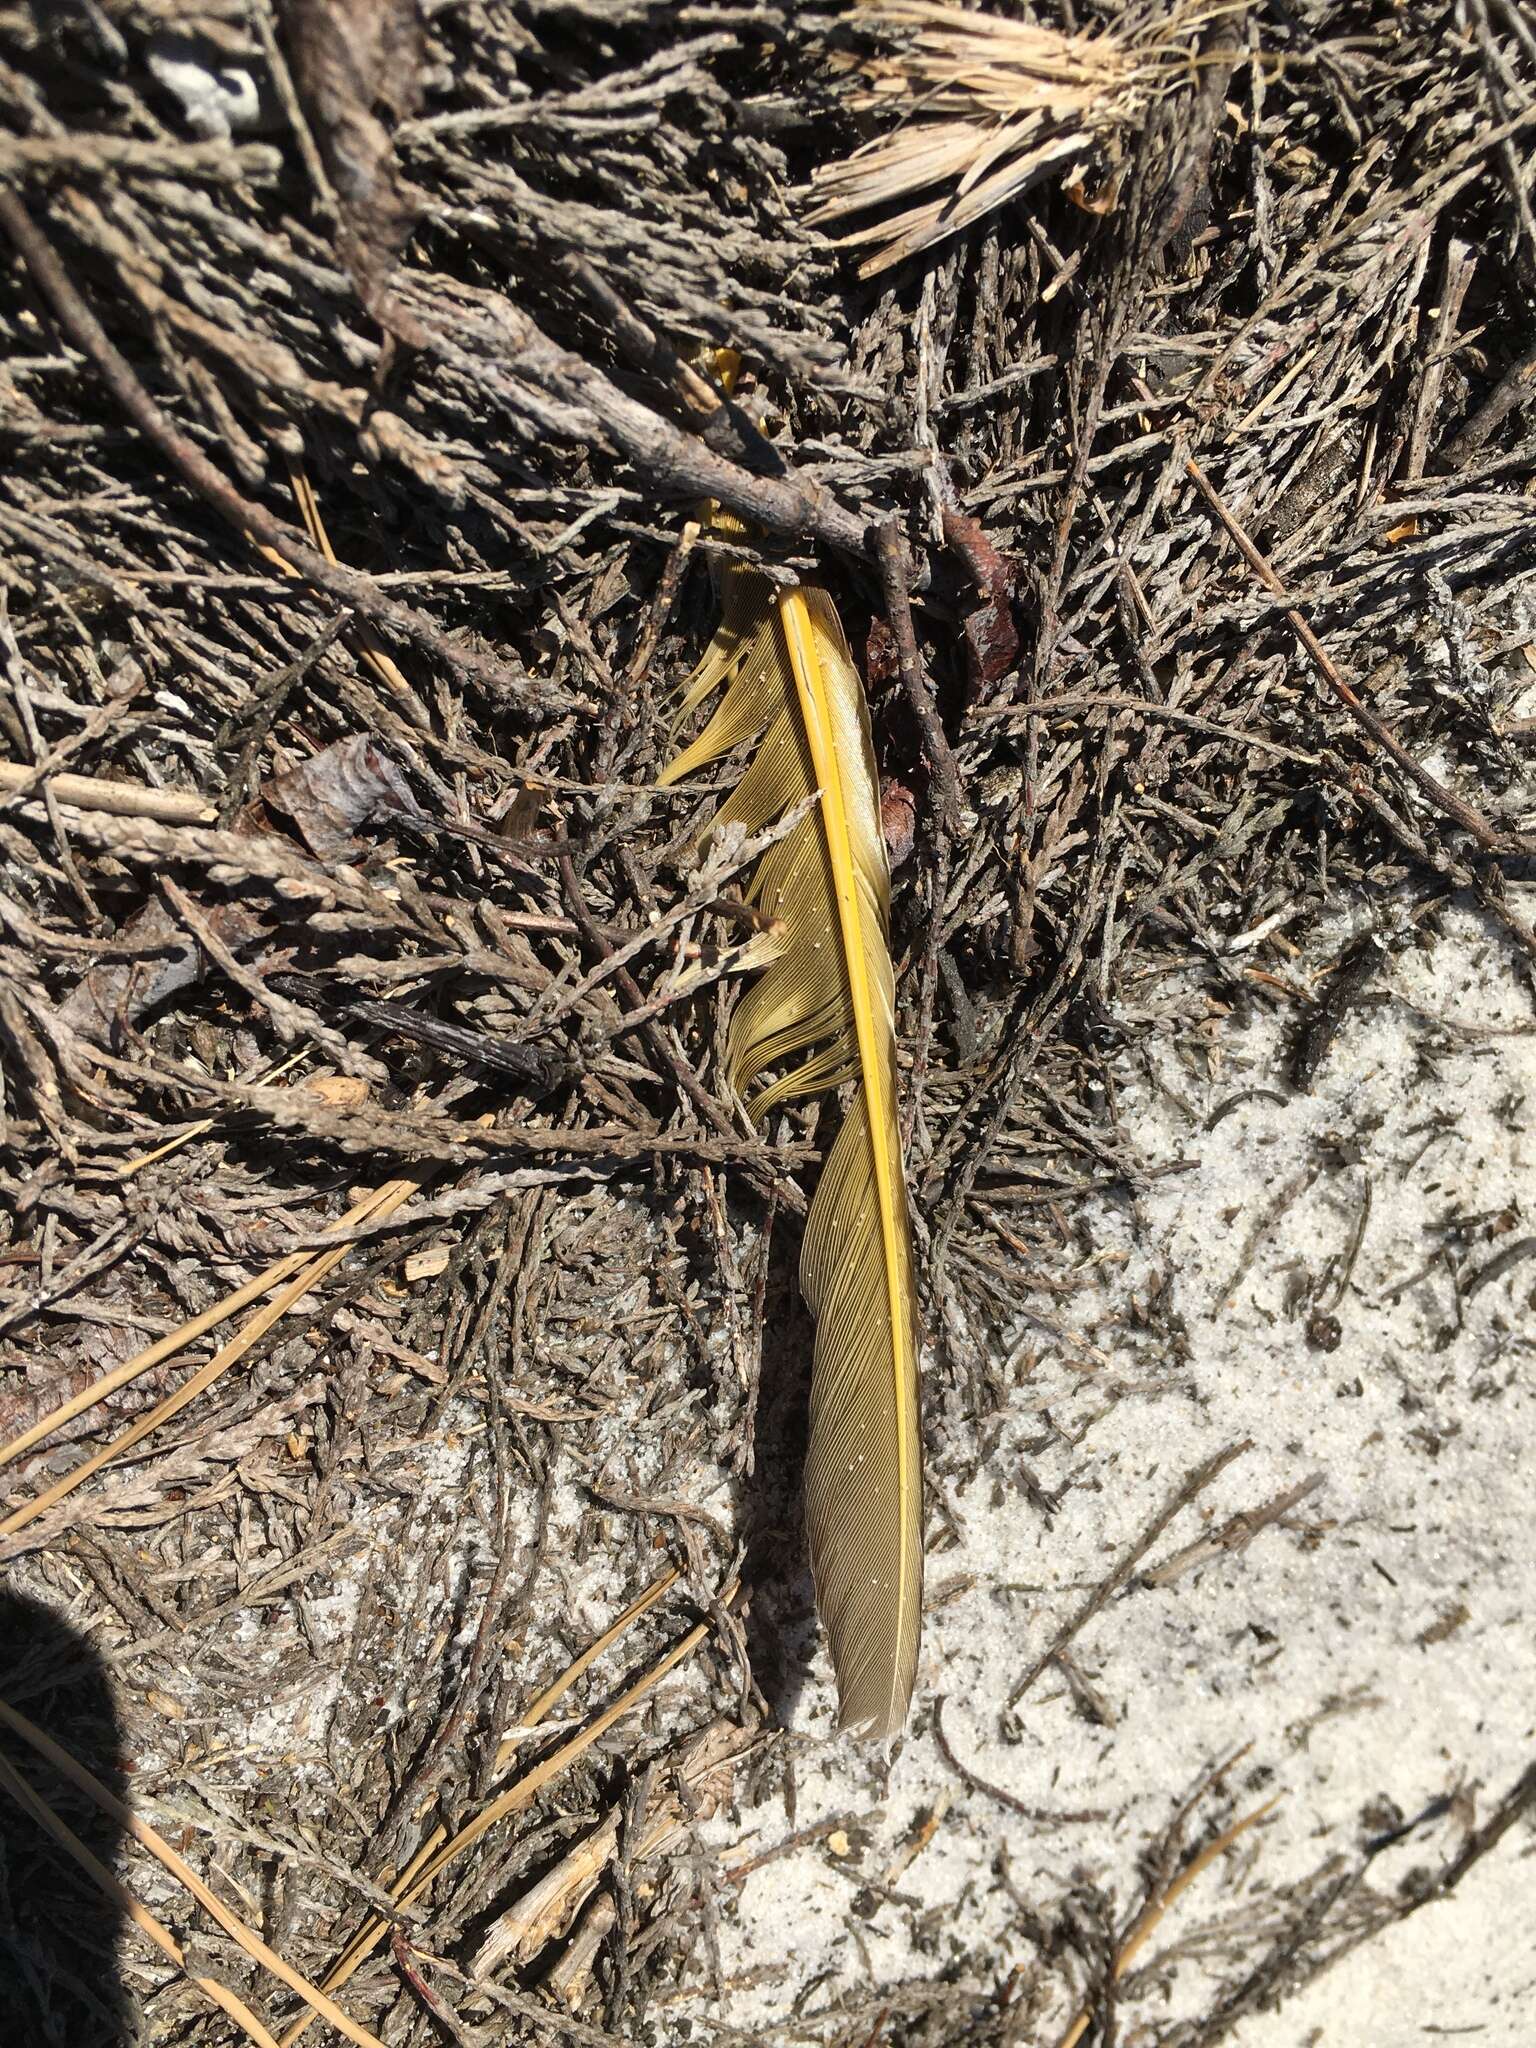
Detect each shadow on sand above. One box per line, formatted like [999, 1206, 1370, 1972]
[0, 1589, 130, 2045]
[736, 1208, 825, 1733]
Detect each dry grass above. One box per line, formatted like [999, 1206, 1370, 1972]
[811, 0, 1220, 273]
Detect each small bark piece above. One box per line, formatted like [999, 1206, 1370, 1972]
[282, 0, 425, 309]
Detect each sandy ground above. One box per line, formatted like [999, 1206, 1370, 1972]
[35, 898, 1530, 2044]
[691, 894, 1536, 2042]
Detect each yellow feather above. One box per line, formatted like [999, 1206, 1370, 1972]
[658, 472, 922, 1736]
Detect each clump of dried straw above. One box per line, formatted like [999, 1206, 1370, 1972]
[809, 0, 1217, 275]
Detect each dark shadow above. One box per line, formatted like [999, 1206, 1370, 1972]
[0, 1591, 130, 2046]
[736, 1206, 822, 1732]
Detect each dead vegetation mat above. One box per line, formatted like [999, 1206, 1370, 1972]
[0, 1, 1534, 2043]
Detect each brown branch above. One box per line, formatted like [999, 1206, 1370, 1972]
[1006, 1440, 1252, 1707]
[563, 254, 786, 479]
[57, 1024, 815, 1171]
[400, 280, 873, 561]
[1440, 345, 1536, 469]
[532, 345, 872, 558]
[1140, 1473, 1326, 1588]
[389, 1931, 475, 2048]
[1422, 1756, 1536, 1901]
[157, 877, 384, 1084]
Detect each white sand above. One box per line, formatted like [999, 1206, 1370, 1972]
[699, 897, 1536, 2042]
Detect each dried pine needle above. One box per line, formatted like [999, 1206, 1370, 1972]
[0, 1747, 283, 2048]
[281, 1575, 727, 2046]
[513, 1563, 681, 1741]
[258, 465, 428, 721]
[0, 1700, 388, 2048]
[0, 1170, 425, 1534]
[1054, 1793, 1279, 2048]
[113, 1050, 308, 1181]
[0, 1116, 339, 1474]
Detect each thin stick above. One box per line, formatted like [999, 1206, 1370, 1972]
[1007, 1441, 1251, 1706]
[0, 761, 216, 822]
[0, 1750, 283, 2048]
[0, 1173, 422, 1532]
[0, 1701, 388, 2048]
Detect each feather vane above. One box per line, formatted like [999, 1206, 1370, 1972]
[659, 523, 922, 1737]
